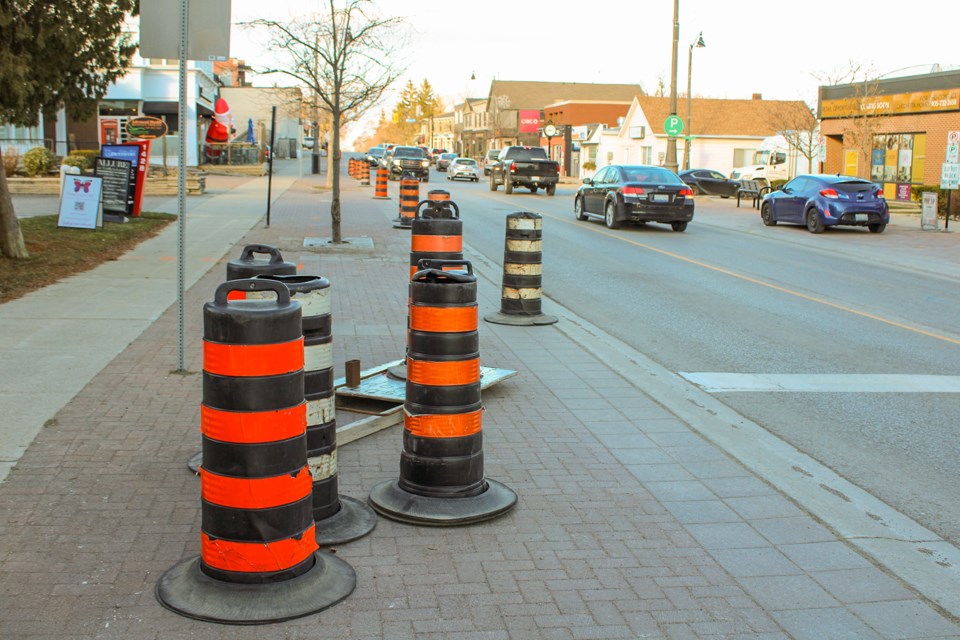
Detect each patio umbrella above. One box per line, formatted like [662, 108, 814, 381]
[245, 117, 255, 144]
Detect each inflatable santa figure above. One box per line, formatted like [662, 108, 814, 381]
[204, 98, 235, 161]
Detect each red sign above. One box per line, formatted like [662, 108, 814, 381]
[128, 140, 151, 216]
[518, 110, 541, 133]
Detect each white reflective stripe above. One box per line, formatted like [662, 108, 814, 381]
[506, 239, 541, 252]
[505, 263, 542, 276]
[308, 450, 337, 480]
[307, 396, 336, 425]
[508, 216, 541, 231]
[304, 343, 333, 371]
[296, 288, 331, 318]
[502, 286, 542, 300]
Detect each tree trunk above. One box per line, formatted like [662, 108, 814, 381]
[331, 108, 342, 243]
[0, 147, 30, 259]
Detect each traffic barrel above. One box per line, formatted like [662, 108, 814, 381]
[157, 279, 355, 624]
[225, 244, 297, 301]
[358, 160, 370, 186]
[368, 262, 517, 526]
[348, 157, 356, 179]
[484, 212, 557, 326]
[252, 274, 376, 545]
[394, 174, 420, 229]
[373, 167, 389, 199]
[409, 191, 462, 278]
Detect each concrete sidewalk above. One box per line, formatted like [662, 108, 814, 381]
[1, 160, 958, 639]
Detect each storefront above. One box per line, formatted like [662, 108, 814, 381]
[819, 69, 960, 201]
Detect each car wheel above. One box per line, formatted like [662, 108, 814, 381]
[761, 202, 777, 226]
[806, 208, 824, 234]
[604, 200, 621, 229]
[868, 223, 886, 233]
[489, 175, 497, 191]
[423, 175, 429, 183]
[546, 183, 556, 196]
[473, 178, 478, 182]
[720, 195, 731, 199]
[671, 221, 688, 232]
[574, 196, 588, 221]
[530, 186, 538, 193]
[505, 180, 513, 194]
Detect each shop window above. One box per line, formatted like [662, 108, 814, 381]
[871, 133, 922, 186]
[641, 147, 652, 164]
[732, 148, 753, 168]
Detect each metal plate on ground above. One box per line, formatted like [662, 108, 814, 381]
[335, 359, 518, 402]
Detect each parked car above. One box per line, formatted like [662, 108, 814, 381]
[574, 164, 695, 232]
[436, 152, 458, 172]
[482, 149, 500, 176]
[386, 145, 430, 181]
[760, 174, 889, 233]
[678, 168, 741, 198]
[447, 158, 479, 182]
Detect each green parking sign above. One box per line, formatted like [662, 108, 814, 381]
[664, 115, 684, 137]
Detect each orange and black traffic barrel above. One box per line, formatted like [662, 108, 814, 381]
[348, 157, 357, 178]
[359, 160, 370, 185]
[394, 174, 420, 229]
[224, 244, 297, 301]
[368, 262, 517, 526]
[252, 274, 376, 545]
[409, 191, 462, 278]
[373, 167, 389, 199]
[157, 279, 355, 624]
[484, 212, 557, 326]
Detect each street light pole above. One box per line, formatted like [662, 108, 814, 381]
[664, 0, 680, 172]
[684, 31, 705, 171]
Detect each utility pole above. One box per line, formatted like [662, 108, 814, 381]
[664, 0, 680, 173]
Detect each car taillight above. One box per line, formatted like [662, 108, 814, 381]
[819, 188, 839, 199]
[622, 186, 645, 195]
[875, 188, 884, 198]
[510, 161, 517, 172]
[678, 188, 694, 197]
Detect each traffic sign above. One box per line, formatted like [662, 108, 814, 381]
[941, 162, 959, 190]
[663, 115, 684, 137]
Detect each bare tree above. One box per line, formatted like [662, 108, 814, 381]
[765, 101, 820, 174]
[245, 0, 408, 242]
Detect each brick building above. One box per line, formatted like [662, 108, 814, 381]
[818, 69, 960, 200]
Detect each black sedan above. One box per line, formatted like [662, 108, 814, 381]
[574, 165, 695, 231]
[678, 168, 741, 198]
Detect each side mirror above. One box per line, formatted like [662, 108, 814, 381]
[582, 177, 593, 185]
[781, 186, 792, 194]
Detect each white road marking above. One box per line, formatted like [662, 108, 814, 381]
[679, 372, 960, 393]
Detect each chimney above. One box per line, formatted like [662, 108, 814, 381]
[752, 93, 763, 100]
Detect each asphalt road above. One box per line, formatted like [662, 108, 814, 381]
[429, 166, 960, 545]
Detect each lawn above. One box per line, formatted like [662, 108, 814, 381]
[0, 212, 176, 303]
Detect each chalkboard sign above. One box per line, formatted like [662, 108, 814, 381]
[94, 157, 132, 220]
[100, 144, 140, 215]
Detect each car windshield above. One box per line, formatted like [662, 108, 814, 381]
[368, 148, 384, 157]
[621, 166, 683, 184]
[440, 153, 456, 160]
[394, 147, 425, 158]
[486, 151, 499, 159]
[455, 159, 477, 166]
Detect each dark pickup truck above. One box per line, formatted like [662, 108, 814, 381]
[489, 146, 560, 195]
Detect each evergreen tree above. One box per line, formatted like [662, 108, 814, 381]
[0, 0, 138, 259]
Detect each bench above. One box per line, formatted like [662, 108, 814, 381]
[736, 179, 771, 209]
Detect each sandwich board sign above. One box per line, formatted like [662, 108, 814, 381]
[58, 175, 103, 229]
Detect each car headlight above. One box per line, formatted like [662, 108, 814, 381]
[421, 160, 429, 167]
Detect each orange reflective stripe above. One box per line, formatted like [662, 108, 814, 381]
[201, 525, 317, 573]
[201, 466, 312, 509]
[407, 357, 480, 386]
[409, 304, 477, 332]
[201, 403, 305, 443]
[203, 338, 304, 376]
[411, 235, 463, 252]
[405, 409, 482, 438]
[429, 192, 450, 202]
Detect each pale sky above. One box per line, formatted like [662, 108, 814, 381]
[228, 0, 958, 141]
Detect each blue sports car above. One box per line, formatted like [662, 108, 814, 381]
[760, 174, 889, 234]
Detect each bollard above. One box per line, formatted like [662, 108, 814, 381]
[359, 160, 370, 186]
[372, 168, 389, 199]
[394, 174, 420, 229]
[484, 212, 557, 326]
[408, 191, 462, 278]
[369, 262, 517, 526]
[252, 275, 376, 545]
[157, 279, 355, 624]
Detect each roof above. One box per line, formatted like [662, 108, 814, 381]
[635, 96, 814, 137]
[489, 81, 645, 110]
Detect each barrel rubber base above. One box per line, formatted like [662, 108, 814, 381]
[155, 551, 355, 625]
[315, 495, 377, 546]
[483, 311, 558, 326]
[368, 478, 517, 526]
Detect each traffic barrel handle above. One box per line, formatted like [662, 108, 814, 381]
[214, 278, 292, 306]
[415, 259, 474, 277]
[416, 199, 460, 219]
[238, 244, 289, 265]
